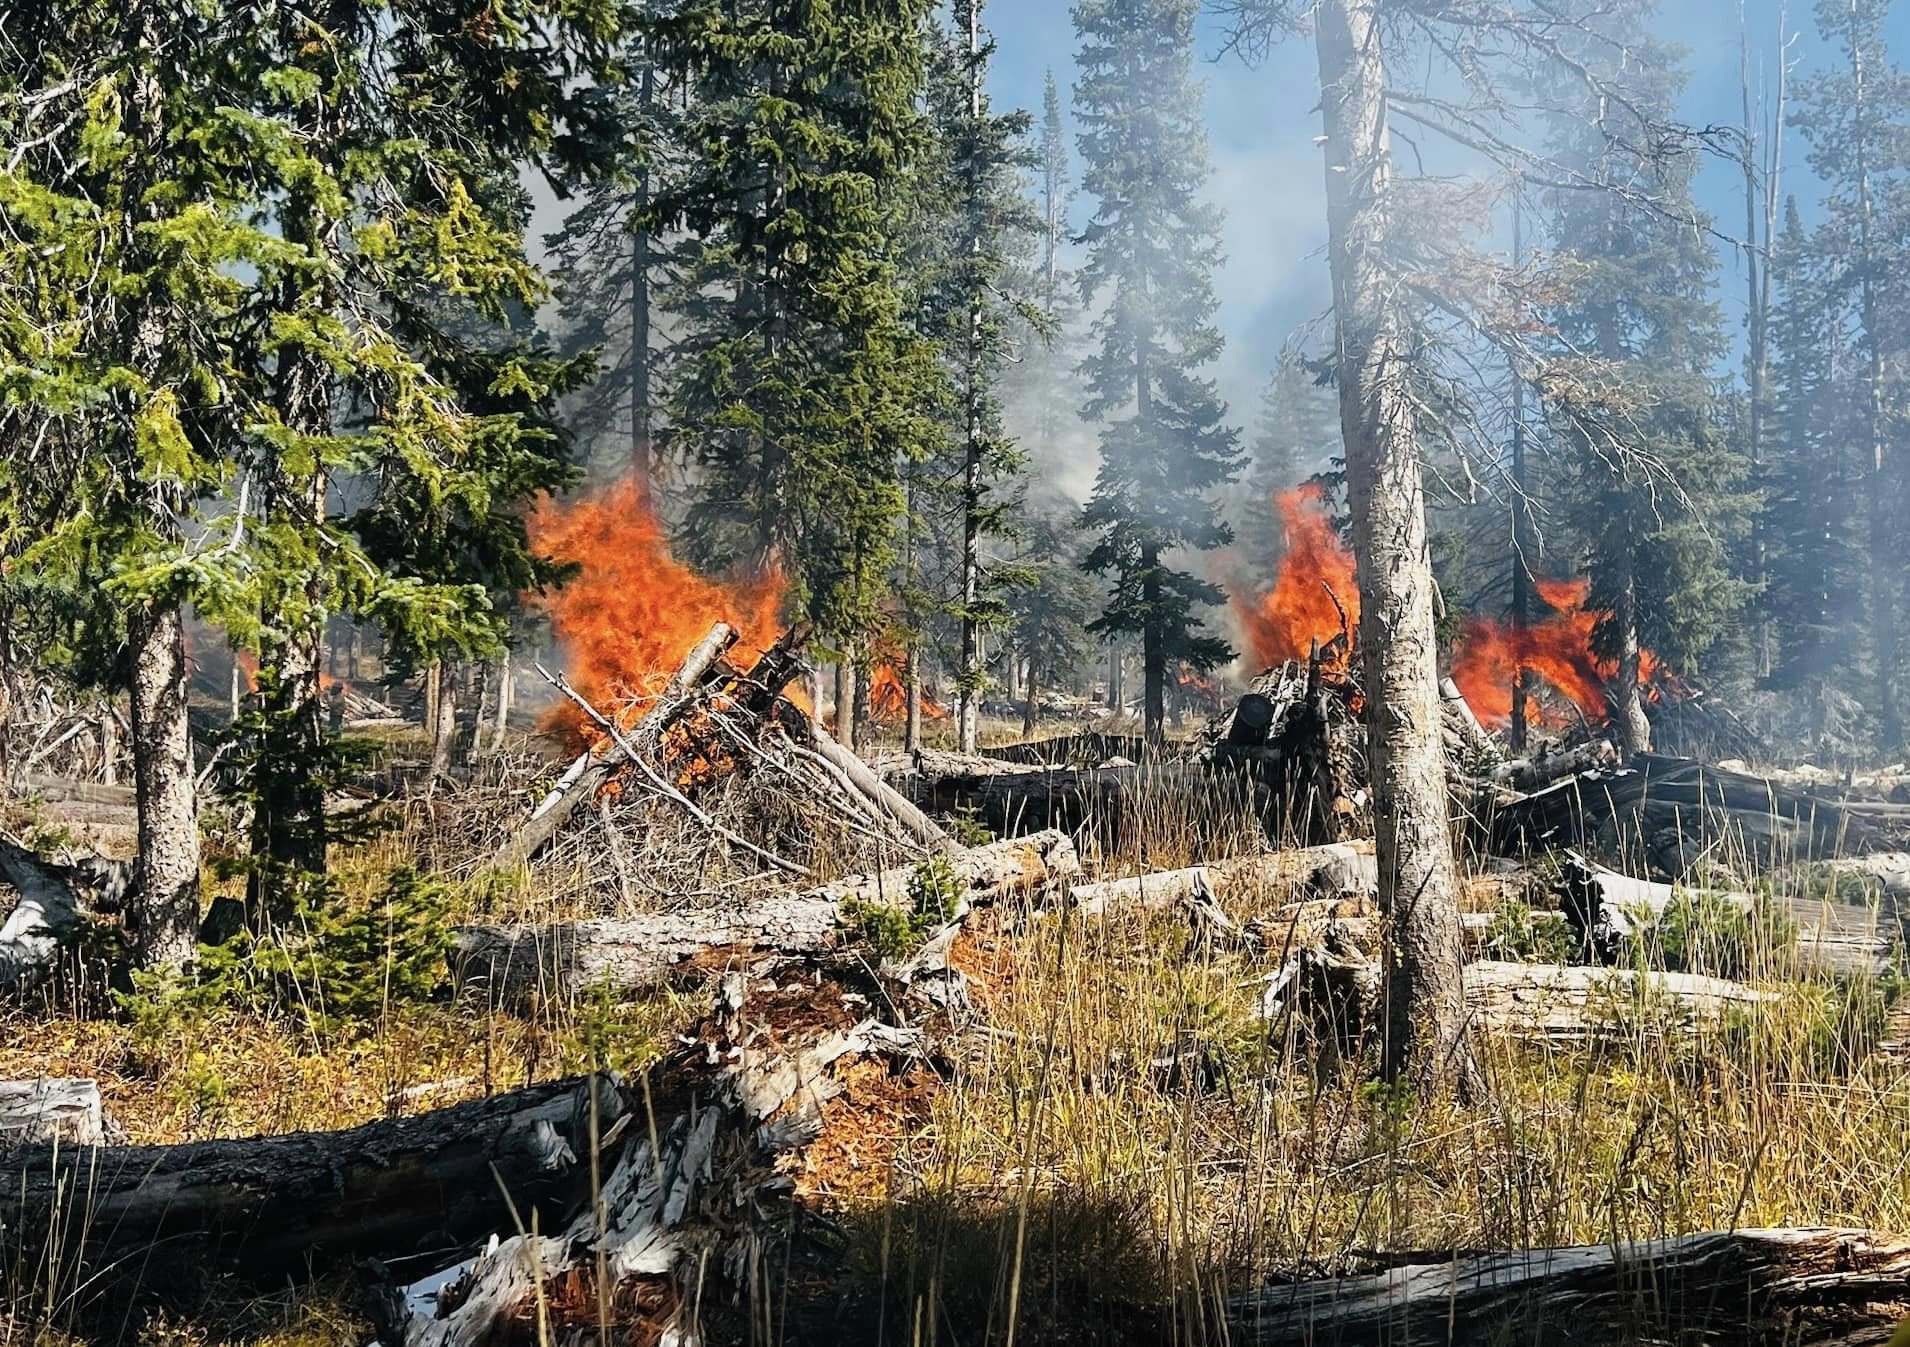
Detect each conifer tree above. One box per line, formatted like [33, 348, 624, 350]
[1792, 0, 1910, 750]
[645, 0, 946, 702]
[1072, 0, 1241, 746]
[1538, 3, 1753, 753]
[1762, 197, 1864, 701]
[914, 1, 1041, 753]
[0, 0, 251, 966]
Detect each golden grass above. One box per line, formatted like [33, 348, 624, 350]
[7, 759, 1910, 1344]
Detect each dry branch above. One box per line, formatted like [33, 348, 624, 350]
[495, 622, 738, 869]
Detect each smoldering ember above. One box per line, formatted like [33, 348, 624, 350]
[12, 1, 1910, 1345]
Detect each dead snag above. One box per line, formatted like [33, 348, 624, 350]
[1315, 0, 1478, 1098]
[1227, 1227, 1910, 1345]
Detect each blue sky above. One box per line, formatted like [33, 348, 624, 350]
[982, 0, 1910, 448]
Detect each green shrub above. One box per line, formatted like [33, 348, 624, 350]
[124, 866, 454, 1044]
[1481, 899, 1577, 964]
[843, 854, 965, 962]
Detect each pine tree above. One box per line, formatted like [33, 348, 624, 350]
[1537, 1, 1753, 754]
[545, 17, 674, 484]
[218, 0, 618, 928]
[1762, 197, 1865, 702]
[0, 0, 254, 966]
[1072, 0, 1241, 746]
[645, 0, 947, 699]
[1792, 0, 1910, 750]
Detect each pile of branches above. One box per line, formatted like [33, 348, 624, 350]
[481, 621, 956, 912]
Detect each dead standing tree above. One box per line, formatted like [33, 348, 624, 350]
[1219, 0, 1745, 1099]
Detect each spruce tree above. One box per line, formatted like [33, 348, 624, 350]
[645, 0, 947, 694]
[1072, 0, 1241, 746]
[0, 0, 251, 966]
[1537, 2, 1753, 753]
[1762, 197, 1865, 702]
[1792, 0, 1910, 749]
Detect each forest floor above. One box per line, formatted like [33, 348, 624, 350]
[4, 716, 1910, 1346]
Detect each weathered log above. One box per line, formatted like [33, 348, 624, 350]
[495, 623, 738, 870]
[1491, 753, 1891, 860]
[808, 722, 959, 856]
[1227, 1227, 1910, 1345]
[1068, 842, 1377, 917]
[1227, 693, 1278, 747]
[0, 1078, 106, 1146]
[1465, 959, 1778, 1041]
[1560, 853, 1902, 977]
[896, 750, 1205, 838]
[456, 830, 1080, 1003]
[1439, 676, 1496, 761]
[2, 1075, 620, 1280]
[1487, 737, 1617, 792]
[0, 830, 131, 995]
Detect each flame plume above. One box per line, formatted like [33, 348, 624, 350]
[1232, 485, 1360, 668]
[1233, 487, 1661, 728]
[528, 479, 785, 742]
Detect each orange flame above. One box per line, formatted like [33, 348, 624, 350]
[528, 479, 784, 742]
[867, 663, 947, 724]
[1452, 578, 1661, 727]
[1232, 486, 1360, 668]
[1232, 488, 1661, 728]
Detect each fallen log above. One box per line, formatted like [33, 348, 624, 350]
[456, 829, 1080, 1003]
[1227, 1227, 1910, 1345]
[1464, 959, 1779, 1040]
[0, 830, 132, 995]
[1560, 853, 1903, 978]
[0, 1078, 107, 1146]
[3, 1074, 619, 1281]
[1487, 736, 1617, 792]
[495, 623, 738, 870]
[1068, 842, 1377, 917]
[1491, 753, 1890, 861]
[895, 750, 1206, 839]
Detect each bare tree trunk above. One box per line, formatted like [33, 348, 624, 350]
[1108, 642, 1124, 713]
[1023, 654, 1038, 738]
[1850, 33, 1904, 750]
[122, 7, 197, 971]
[1507, 186, 1534, 754]
[423, 660, 439, 741]
[428, 660, 456, 780]
[904, 647, 923, 752]
[488, 650, 513, 753]
[1313, 0, 1479, 1099]
[1613, 540, 1652, 757]
[127, 603, 198, 969]
[630, 61, 655, 483]
[1142, 550, 1165, 748]
[834, 653, 857, 756]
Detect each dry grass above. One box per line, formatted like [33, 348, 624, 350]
[6, 736, 1910, 1345]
